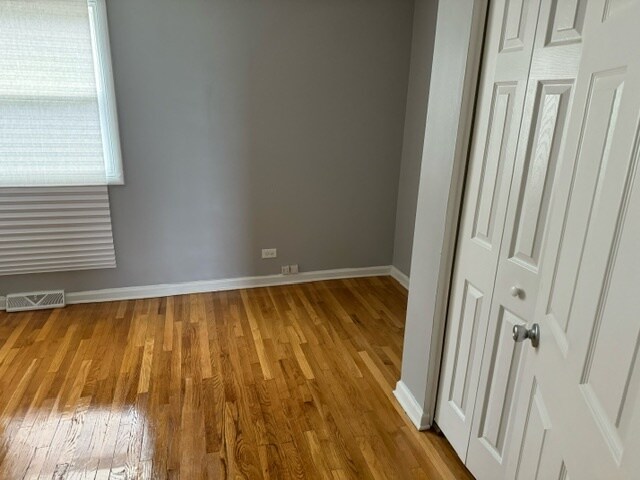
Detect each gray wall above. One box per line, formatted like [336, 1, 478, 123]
[0, 0, 415, 294]
[392, 0, 438, 276]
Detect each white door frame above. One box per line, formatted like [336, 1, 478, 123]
[394, 0, 491, 430]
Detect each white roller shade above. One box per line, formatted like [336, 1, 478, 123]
[0, 0, 122, 186]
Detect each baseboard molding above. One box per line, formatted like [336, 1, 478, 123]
[394, 380, 431, 430]
[389, 266, 410, 290]
[0, 265, 393, 310]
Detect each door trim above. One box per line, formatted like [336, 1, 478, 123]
[396, 0, 491, 430]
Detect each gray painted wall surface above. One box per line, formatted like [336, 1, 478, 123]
[392, 0, 438, 277]
[0, 0, 415, 295]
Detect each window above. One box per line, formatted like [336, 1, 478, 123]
[0, 0, 123, 187]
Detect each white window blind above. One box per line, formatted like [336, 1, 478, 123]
[0, 1, 119, 276]
[0, 0, 123, 187]
[0, 186, 116, 275]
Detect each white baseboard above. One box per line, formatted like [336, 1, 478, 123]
[0, 265, 393, 310]
[389, 266, 410, 290]
[394, 380, 430, 430]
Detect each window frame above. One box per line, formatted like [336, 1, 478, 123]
[87, 0, 124, 185]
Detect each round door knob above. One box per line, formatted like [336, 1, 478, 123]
[512, 324, 540, 348]
[510, 286, 524, 298]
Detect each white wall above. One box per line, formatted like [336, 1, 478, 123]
[0, 0, 415, 295]
[392, 0, 439, 277]
[395, 0, 487, 429]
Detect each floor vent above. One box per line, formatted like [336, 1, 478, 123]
[6, 290, 65, 313]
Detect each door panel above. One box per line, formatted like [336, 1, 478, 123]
[513, 379, 551, 480]
[465, 0, 582, 476]
[501, 0, 530, 52]
[509, 81, 572, 272]
[435, 0, 540, 458]
[575, 105, 639, 461]
[438, 0, 640, 478]
[545, 0, 586, 46]
[476, 307, 526, 459]
[545, 70, 625, 336]
[603, 0, 638, 20]
[506, 1, 640, 478]
[472, 84, 517, 249]
[448, 281, 485, 417]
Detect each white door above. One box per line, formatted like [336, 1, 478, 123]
[466, 0, 585, 476]
[505, 1, 640, 478]
[434, 0, 541, 456]
[436, 0, 640, 478]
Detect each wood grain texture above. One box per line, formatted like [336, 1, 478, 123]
[0, 276, 472, 479]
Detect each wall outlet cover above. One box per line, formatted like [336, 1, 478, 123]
[281, 265, 290, 275]
[290, 264, 299, 274]
[261, 248, 277, 259]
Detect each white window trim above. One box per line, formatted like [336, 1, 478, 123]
[88, 0, 124, 185]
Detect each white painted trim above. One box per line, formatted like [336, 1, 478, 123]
[389, 266, 410, 290]
[88, 0, 124, 185]
[394, 380, 430, 430]
[399, 0, 489, 431]
[0, 266, 392, 310]
[421, 0, 489, 429]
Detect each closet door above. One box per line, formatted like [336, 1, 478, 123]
[437, 0, 640, 478]
[465, 0, 585, 477]
[504, 1, 640, 478]
[434, 0, 541, 457]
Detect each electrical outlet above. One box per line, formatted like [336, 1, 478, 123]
[261, 248, 277, 259]
[281, 265, 290, 275]
[290, 264, 299, 274]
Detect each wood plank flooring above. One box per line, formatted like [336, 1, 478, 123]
[0, 276, 472, 479]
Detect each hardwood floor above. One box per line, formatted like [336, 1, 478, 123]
[0, 276, 472, 479]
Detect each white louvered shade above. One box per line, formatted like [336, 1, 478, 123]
[0, 187, 116, 275]
[0, 0, 120, 186]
